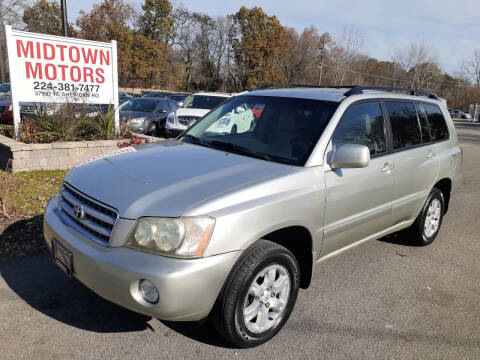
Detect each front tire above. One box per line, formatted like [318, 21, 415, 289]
[406, 188, 445, 245]
[147, 122, 158, 137]
[211, 240, 300, 348]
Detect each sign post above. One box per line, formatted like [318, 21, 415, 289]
[5, 25, 119, 139]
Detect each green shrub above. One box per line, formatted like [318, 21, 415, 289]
[19, 104, 121, 143]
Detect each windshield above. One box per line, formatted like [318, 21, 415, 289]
[182, 95, 338, 166]
[183, 95, 228, 110]
[119, 98, 159, 112]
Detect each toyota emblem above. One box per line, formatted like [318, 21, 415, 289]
[73, 205, 84, 219]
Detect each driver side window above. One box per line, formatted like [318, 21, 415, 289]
[332, 102, 386, 156]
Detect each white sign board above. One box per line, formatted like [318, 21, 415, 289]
[5, 25, 120, 138]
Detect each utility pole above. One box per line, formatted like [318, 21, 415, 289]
[318, 36, 326, 86]
[60, 0, 68, 37]
[0, 0, 5, 83]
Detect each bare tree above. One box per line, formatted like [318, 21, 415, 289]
[328, 27, 364, 86]
[391, 41, 442, 88]
[0, 0, 25, 82]
[462, 49, 480, 86]
[171, 6, 199, 90]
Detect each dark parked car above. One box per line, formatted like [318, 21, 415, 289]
[0, 96, 12, 124]
[120, 97, 178, 136]
[167, 93, 190, 106]
[119, 92, 135, 105]
[0, 83, 11, 96]
[141, 92, 172, 98]
[140, 92, 190, 106]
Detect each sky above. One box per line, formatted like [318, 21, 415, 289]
[67, 0, 480, 75]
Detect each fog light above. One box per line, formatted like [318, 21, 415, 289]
[139, 279, 159, 304]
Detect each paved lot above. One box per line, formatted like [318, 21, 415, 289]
[1, 126, 479, 360]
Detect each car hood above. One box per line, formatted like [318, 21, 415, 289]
[120, 111, 154, 123]
[64, 140, 290, 219]
[176, 108, 209, 118]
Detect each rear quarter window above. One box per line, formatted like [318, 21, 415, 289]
[423, 103, 449, 142]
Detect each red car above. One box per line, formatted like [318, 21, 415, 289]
[0, 96, 13, 124]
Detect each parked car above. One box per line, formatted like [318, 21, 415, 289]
[166, 93, 190, 107]
[0, 96, 12, 124]
[120, 97, 177, 136]
[44, 85, 462, 348]
[0, 83, 11, 96]
[141, 91, 172, 98]
[207, 103, 255, 134]
[119, 92, 134, 105]
[74, 104, 111, 118]
[450, 109, 471, 120]
[165, 92, 232, 137]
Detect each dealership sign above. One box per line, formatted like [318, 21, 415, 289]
[5, 25, 120, 137]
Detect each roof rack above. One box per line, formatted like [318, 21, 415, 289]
[249, 84, 440, 101]
[344, 86, 439, 100]
[250, 84, 358, 91]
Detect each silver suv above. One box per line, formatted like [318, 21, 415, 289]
[44, 85, 462, 347]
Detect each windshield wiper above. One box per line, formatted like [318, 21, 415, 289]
[205, 139, 275, 162]
[181, 134, 215, 149]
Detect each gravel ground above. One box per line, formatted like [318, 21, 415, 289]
[0, 126, 479, 360]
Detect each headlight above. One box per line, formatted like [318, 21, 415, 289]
[216, 118, 231, 128]
[167, 112, 176, 124]
[125, 217, 215, 258]
[128, 117, 147, 125]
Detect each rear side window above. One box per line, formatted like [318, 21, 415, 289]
[415, 104, 431, 143]
[423, 103, 449, 142]
[386, 101, 421, 149]
[333, 102, 386, 156]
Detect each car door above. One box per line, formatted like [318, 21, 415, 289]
[322, 101, 395, 255]
[384, 101, 439, 224]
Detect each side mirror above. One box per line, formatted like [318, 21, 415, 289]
[177, 102, 184, 107]
[331, 144, 370, 169]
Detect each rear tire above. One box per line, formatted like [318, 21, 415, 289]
[211, 240, 300, 348]
[405, 188, 444, 246]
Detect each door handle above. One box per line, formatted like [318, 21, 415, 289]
[427, 151, 437, 159]
[381, 163, 394, 173]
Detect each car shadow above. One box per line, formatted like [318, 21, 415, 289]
[160, 320, 234, 348]
[0, 217, 231, 345]
[0, 251, 152, 333]
[377, 229, 424, 247]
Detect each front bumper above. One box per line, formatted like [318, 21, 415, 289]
[126, 123, 147, 134]
[43, 196, 241, 321]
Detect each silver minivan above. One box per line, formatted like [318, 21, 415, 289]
[44, 86, 462, 347]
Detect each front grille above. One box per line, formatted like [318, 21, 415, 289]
[178, 116, 199, 127]
[59, 183, 118, 246]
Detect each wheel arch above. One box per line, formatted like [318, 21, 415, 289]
[433, 178, 452, 214]
[261, 226, 313, 289]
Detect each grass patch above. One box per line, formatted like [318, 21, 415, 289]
[1, 169, 67, 217]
